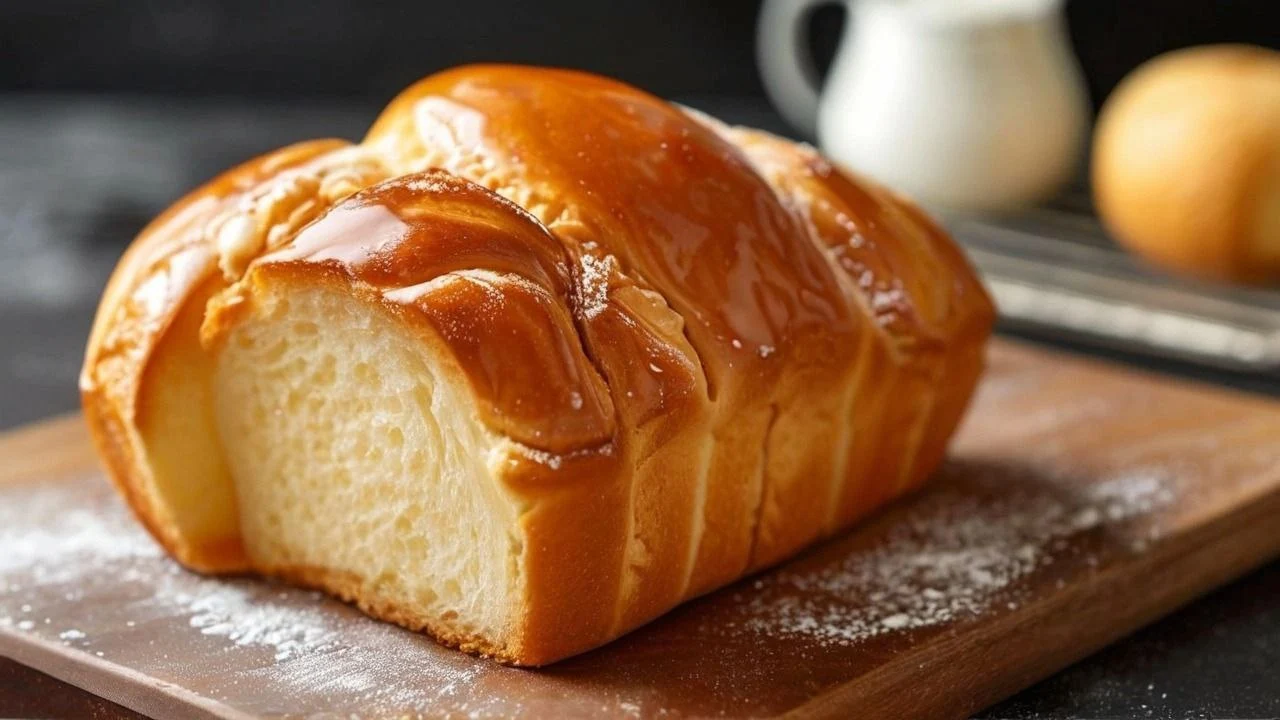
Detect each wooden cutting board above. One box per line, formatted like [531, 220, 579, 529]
[2, 339, 1279, 720]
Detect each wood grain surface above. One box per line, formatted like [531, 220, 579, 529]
[2, 339, 1279, 719]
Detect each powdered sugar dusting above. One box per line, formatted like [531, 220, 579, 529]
[729, 468, 1176, 646]
[576, 252, 619, 319]
[0, 487, 161, 583]
[187, 586, 340, 662]
[0, 441, 1246, 717]
[0, 478, 491, 715]
[509, 443, 564, 470]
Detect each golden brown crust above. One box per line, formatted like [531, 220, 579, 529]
[723, 126, 995, 533]
[81, 139, 354, 572]
[83, 64, 995, 666]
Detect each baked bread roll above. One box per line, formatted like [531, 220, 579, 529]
[1092, 44, 1280, 284]
[81, 65, 994, 665]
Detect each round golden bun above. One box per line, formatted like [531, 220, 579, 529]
[1092, 44, 1280, 284]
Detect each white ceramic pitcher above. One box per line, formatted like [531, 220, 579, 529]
[757, 0, 1090, 210]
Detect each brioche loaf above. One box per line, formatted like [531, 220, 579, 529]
[81, 65, 994, 665]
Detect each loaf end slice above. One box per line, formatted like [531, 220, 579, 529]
[203, 172, 627, 665]
[209, 272, 528, 659]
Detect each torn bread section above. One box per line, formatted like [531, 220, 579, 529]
[200, 173, 628, 664]
[206, 273, 527, 659]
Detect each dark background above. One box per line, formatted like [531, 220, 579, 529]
[3, 0, 1277, 110]
[1, 1, 1278, 718]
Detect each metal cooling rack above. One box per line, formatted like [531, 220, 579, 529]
[946, 189, 1280, 375]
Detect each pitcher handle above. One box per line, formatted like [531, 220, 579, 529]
[756, 0, 841, 138]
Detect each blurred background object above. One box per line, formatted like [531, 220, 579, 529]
[752, 0, 1280, 378]
[6, 0, 1275, 107]
[1092, 44, 1280, 285]
[759, 0, 1090, 211]
[0, 1, 1278, 717]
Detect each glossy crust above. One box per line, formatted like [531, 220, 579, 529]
[79, 138, 369, 571]
[83, 65, 995, 665]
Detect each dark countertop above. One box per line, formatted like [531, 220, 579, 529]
[0, 95, 1276, 719]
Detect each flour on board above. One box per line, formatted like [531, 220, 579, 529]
[0, 462, 1177, 714]
[727, 468, 1174, 646]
